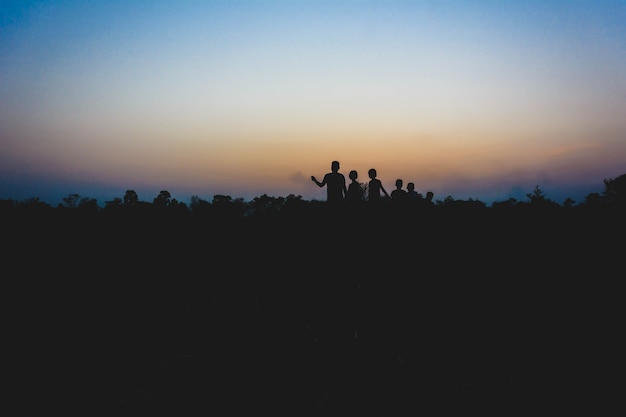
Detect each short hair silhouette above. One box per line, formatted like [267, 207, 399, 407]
[406, 182, 422, 199]
[367, 168, 389, 201]
[347, 170, 364, 204]
[391, 179, 407, 200]
[311, 161, 348, 203]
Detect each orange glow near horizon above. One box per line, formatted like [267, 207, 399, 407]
[1, 2, 625, 205]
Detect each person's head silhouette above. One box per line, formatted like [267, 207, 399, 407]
[406, 182, 421, 199]
[366, 168, 389, 200]
[311, 160, 347, 203]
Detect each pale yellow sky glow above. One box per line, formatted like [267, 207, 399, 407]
[1, 1, 625, 205]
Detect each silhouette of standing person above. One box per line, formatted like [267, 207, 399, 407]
[346, 170, 364, 204]
[425, 191, 435, 205]
[390, 179, 407, 201]
[311, 160, 347, 203]
[406, 182, 422, 200]
[367, 168, 389, 202]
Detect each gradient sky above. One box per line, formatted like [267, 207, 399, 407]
[1, 0, 625, 206]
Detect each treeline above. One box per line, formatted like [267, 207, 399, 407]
[2, 173, 626, 217]
[8, 174, 624, 416]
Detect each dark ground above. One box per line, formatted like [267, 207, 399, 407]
[7, 205, 623, 416]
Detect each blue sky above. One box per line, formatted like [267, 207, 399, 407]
[1, 0, 625, 205]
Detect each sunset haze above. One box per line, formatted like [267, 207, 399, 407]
[2, 0, 625, 206]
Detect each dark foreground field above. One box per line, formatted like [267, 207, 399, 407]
[7, 204, 623, 416]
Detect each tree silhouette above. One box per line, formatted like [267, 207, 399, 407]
[123, 190, 139, 207]
[104, 197, 123, 210]
[153, 190, 172, 208]
[526, 185, 546, 203]
[603, 173, 626, 205]
[60, 193, 82, 209]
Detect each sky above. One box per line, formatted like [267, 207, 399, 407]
[1, 0, 625, 206]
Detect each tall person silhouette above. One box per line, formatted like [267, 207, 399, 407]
[311, 160, 348, 203]
[367, 168, 389, 201]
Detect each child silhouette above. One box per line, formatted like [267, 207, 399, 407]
[346, 170, 364, 204]
[367, 168, 389, 202]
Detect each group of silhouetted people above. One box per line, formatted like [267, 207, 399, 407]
[311, 160, 434, 205]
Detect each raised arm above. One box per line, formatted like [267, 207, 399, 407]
[311, 175, 324, 187]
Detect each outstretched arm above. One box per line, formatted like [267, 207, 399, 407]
[311, 176, 324, 187]
[381, 184, 389, 197]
